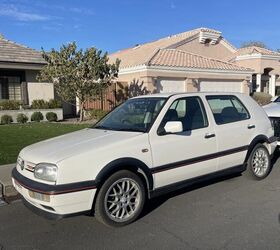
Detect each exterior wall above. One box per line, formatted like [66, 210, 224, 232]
[260, 59, 280, 74]
[175, 37, 234, 60]
[27, 82, 54, 104]
[235, 57, 280, 75]
[235, 58, 262, 73]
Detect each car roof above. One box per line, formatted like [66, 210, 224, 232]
[132, 92, 244, 99]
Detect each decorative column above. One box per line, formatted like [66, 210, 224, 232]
[268, 77, 272, 95]
[185, 78, 199, 92]
[270, 75, 276, 97]
[241, 80, 250, 95]
[140, 76, 155, 93]
[256, 74, 262, 92]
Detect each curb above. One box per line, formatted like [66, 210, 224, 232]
[0, 164, 18, 201]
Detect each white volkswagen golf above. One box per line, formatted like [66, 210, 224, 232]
[12, 92, 277, 227]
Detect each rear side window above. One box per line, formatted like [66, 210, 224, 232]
[206, 95, 250, 125]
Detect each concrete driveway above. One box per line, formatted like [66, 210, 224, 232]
[1, 157, 280, 250]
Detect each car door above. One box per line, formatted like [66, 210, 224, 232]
[205, 95, 255, 171]
[149, 96, 218, 189]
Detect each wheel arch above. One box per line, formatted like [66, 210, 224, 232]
[244, 135, 270, 165]
[95, 158, 154, 192]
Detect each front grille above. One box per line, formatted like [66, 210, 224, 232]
[269, 117, 280, 137]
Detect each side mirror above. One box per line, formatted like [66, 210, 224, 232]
[164, 121, 183, 134]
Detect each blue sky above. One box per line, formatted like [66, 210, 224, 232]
[0, 0, 279, 53]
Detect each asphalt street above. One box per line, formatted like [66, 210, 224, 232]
[1, 157, 280, 250]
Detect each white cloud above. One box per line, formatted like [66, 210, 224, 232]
[0, 4, 49, 21]
[69, 7, 94, 15]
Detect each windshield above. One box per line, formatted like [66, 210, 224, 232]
[94, 98, 166, 132]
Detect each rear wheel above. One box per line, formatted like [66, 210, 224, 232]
[94, 170, 146, 227]
[245, 144, 271, 180]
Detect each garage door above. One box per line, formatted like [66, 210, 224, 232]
[156, 79, 185, 93]
[200, 80, 242, 93]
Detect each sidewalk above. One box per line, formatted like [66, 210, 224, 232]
[0, 164, 18, 199]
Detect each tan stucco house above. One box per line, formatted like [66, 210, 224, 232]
[109, 27, 280, 97]
[0, 37, 54, 106]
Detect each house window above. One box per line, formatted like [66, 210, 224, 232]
[0, 76, 21, 100]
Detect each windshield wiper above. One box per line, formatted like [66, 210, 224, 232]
[116, 128, 145, 132]
[94, 125, 113, 130]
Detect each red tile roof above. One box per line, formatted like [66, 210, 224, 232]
[148, 49, 251, 71]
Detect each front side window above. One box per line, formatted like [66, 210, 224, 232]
[159, 97, 208, 132]
[94, 98, 166, 132]
[206, 95, 250, 125]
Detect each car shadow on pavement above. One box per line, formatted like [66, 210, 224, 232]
[141, 150, 280, 219]
[140, 172, 241, 219]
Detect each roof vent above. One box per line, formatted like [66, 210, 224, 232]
[199, 30, 221, 45]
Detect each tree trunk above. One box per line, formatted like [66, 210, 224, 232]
[79, 103, 84, 122]
[100, 88, 104, 110]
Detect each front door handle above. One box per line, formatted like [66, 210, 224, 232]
[205, 133, 215, 139]
[247, 124, 255, 129]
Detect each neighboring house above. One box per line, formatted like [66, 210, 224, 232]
[107, 27, 280, 101]
[229, 46, 280, 96]
[0, 37, 55, 106]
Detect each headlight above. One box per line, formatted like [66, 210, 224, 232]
[34, 163, 58, 182]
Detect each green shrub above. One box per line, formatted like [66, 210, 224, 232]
[16, 113, 28, 123]
[31, 111, 44, 122]
[46, 112, 58, 122]
[48, 99, 62, 109]
[1, 114, 13, 124]
[85, 109, 108, 120]
[0, 100, 21, 110]
[31, 99, 49, 109]
[252, 92, 272, 106]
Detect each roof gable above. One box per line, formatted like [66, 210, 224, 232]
[109, 27, 237, 69]
[226, 46, 280, 62]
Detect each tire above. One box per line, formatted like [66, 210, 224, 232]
[245, 143, 271, 180]
[94, 170, 146, 227]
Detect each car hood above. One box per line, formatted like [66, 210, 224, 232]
[263, 102, 280, 117]
[20, 128, 143, 164]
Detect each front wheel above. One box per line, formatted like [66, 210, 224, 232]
[245, 144, 271, 180]
[94, 170, 146, 227]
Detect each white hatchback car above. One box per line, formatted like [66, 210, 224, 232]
[12, 92, 277, 227]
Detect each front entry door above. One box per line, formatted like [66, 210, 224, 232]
[0, 78, 9, 99]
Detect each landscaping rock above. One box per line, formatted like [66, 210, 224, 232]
[0, 164, 18, 198]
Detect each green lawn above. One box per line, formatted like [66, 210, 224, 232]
[0, 123, 90, 165]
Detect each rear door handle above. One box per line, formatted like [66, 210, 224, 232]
[247, 124, 255, 129]
[205, 133, 215, 139]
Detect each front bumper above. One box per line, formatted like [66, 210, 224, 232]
[12, 168, 97, 218]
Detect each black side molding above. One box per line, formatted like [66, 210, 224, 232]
[150, 165, 245, 198]
[151, 145, 248, 174]
[12, 168, 97, 195]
